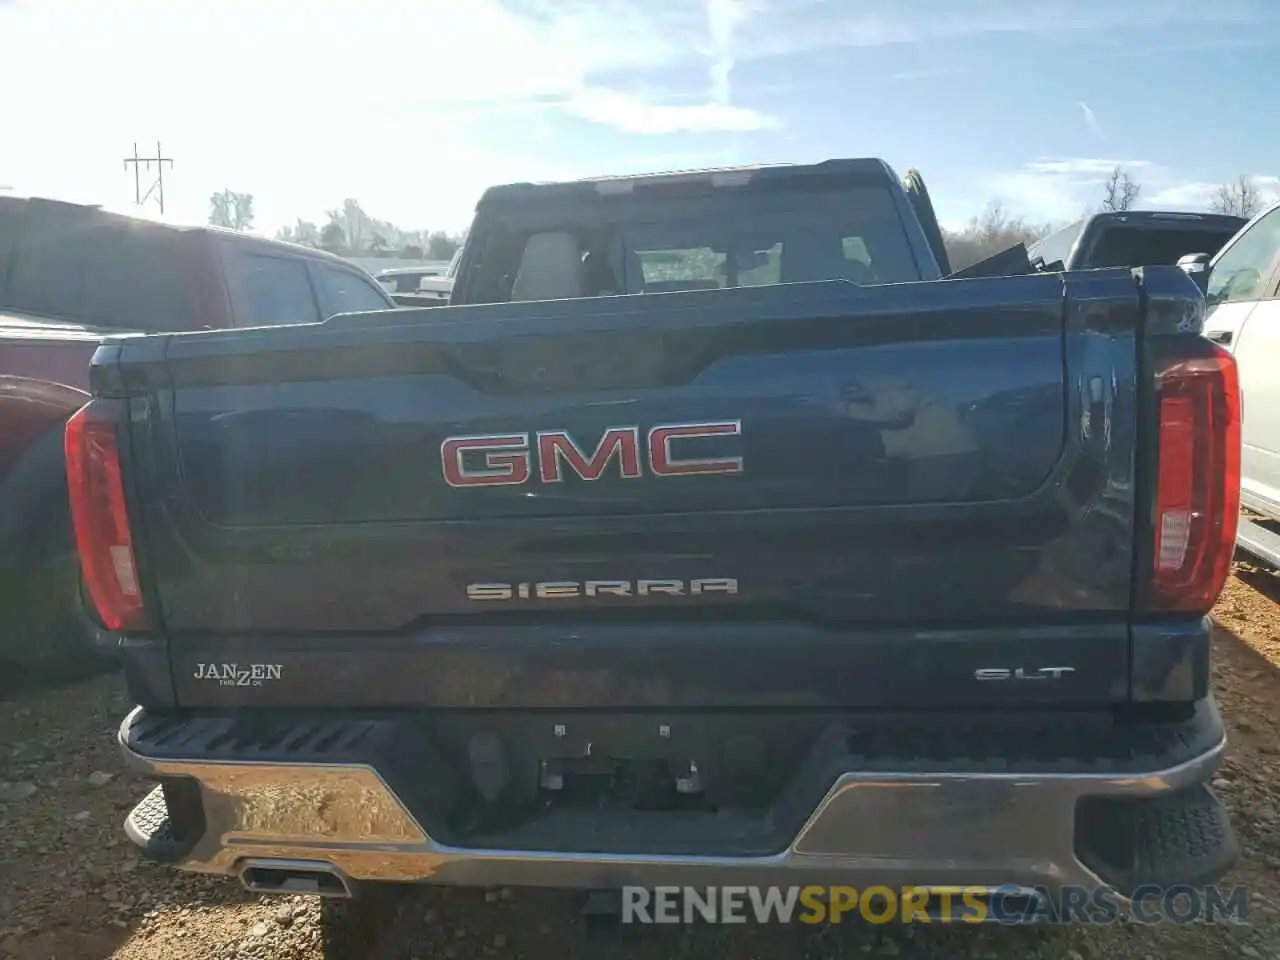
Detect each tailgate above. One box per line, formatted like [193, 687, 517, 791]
[116, 272, 1141, 709]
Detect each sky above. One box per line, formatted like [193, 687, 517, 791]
[2, 0, 1279, 237]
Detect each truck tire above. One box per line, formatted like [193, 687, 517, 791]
[0, 423, 118, 679]
[902, 169, 953, 276]
[30, 504, 118, 678]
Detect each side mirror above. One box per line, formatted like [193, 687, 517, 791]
[1177, 252, 1211, 295]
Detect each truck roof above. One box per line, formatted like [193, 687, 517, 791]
[1, 195, 357, 269]
[1036, 209, 1248, 246]
[376, 264, 449, 278]
[1084, 210, 1248, 229]
[191, 223, 356, 265]
[476, 157, 901, 209]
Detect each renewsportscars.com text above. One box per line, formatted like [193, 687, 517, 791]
[621, 885, 1251, 926]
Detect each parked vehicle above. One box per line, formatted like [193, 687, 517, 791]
[77, 159, 1238, 907]
[384, 248, 463, 307]
[375, 263, 449, 295]
[947, 210, 1249, 284]
[416, 248, 462, 300]
[1180, 200, 1280, 566]
[1028, 210, 1246, 271]
[0, 196, 396, 674]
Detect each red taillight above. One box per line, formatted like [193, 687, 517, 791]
[64, 402, 149, 632]
[1144, 340, 1241, 615]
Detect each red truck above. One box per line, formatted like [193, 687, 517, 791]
[0, 196, 397, 674]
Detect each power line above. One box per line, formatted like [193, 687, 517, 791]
[123, 141, 174, 214]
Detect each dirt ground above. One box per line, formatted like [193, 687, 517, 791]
[3, 565, 1280, 960]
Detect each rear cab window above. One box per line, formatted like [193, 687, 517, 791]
[222, 245, 320, 327]
[220, 239, 392, 326]
[1, 203, 193, 330]
[79, 223, 192, 330]
[313, 264, 394, 315]
[621, 192, 900, 294]
[458, 173, 923, 305]
[2, 204, 88, 320]
[1085, 225, 1245, 269]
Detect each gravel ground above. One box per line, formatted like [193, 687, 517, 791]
[3, 565, 1280, 960]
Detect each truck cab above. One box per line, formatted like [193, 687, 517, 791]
[450, 159, 947, 306]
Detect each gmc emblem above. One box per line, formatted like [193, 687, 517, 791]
[442, 422, 743, 487]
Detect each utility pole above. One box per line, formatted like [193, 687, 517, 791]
[123, 141, 174, 214]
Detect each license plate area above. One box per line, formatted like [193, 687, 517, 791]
[539, 755, 708, 811]
[428, 713, 820, 827]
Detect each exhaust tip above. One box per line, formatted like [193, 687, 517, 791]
[239, 859, 352, 898]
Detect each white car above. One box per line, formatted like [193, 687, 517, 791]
[379, 249, 461, 305]
[414, 249, 459, 302]
[1191, 200, 1280, 565]
[375, 263, 448, 295]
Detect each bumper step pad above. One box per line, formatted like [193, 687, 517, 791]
[1075, 784, 1239, 895]
[123, 784, 187, 862]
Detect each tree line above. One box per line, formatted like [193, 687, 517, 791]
[1095, 166, 1267, 220]
[208, 191, 464, 260]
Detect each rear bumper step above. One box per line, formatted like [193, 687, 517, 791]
[118, 701, 1236, 897]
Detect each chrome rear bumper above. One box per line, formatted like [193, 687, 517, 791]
[118, 701, 1237, 896]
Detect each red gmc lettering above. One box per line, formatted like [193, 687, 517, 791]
[648, 422, 743, 477]
[538, 428, 642, 483]
[441, 434, 531, 487]
[442, 422, 743, 487]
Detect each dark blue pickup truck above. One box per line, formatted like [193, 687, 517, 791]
[73, 159, 1241, 914]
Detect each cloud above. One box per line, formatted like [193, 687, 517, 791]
[1145, 182, 1221, 209]
[565, 88, 778, 134]
[720, 0, 1280, 65]
[16, 0, 1264, 236]
[1077, 102, 1103, 140]
[1024, 158, 1154, 177]
[938, 218, 973, 234]
[0, 0, 781, 232]
[705, 0, 752, 104]
[985, 157, 1158, 222]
